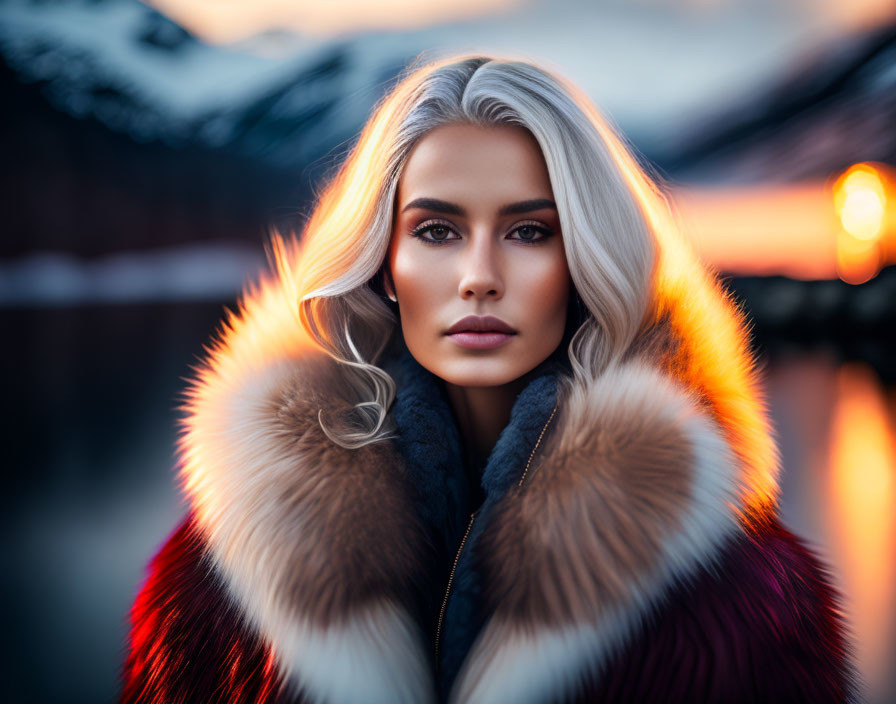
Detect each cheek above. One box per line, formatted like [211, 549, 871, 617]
[512, 252, 570, 331]
[389, 242, 449, 328]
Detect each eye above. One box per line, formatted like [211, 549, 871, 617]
[507, 221, 554, 244]
[410, 219, 460, 245]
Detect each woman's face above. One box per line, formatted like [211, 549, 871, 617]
[387, 122, 571, 388]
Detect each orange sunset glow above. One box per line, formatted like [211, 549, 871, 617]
[833, 163, 895, 284]
[143, 0, 896, 44]
[675, 162, 896, 281]
[145, 0, 519, 43]
[828, 363, 896, 694]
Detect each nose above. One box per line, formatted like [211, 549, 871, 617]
[457, 228, 504, 300]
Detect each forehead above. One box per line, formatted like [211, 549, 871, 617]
[397, 123, 554, 206]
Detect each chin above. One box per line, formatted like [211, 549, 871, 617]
[429, 355, 534, 388]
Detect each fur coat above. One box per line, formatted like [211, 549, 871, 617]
[119, 257, 863, 704]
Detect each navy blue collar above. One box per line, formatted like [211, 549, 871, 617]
[380, 339, 566, 695]
[381, 340, 564, 542]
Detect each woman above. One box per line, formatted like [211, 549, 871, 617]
[119, 53, 862, 703]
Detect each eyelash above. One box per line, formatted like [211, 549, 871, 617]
[410, 218, 554, 246]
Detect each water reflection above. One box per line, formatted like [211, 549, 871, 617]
[829, 362, 896, 699]
[767, 352, 896, 703]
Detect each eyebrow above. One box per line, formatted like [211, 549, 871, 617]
[400, 197, 557, 217]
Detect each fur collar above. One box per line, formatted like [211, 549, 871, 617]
[177, 256, 780, 704]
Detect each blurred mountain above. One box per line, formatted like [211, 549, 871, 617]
[0, 0, 406, 163]
[2, 0, 895, 257]
[0, 0, 410, 257]
[655, 23, 896, 183]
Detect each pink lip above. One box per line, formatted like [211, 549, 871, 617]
[446, 331, 515, 350]
[445, 314, 517, 335]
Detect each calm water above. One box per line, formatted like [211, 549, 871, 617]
[766, 349, 896, 701]
[2, 304, 892, 703]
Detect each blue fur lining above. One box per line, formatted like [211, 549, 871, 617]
[381, 340, 564, 698]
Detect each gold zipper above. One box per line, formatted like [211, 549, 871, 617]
[434, 403, 558, 669]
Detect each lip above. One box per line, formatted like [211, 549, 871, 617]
[444, 315, 517, 335]
[444, 315, 517, 350]
[446, 331, 516, 350]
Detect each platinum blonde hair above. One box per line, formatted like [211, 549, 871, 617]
[294, 51, 668, 448]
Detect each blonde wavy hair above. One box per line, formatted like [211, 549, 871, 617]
[293, 51, 687, 449]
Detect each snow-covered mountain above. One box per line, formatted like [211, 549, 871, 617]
[6, 0, 893, 177]
[0, 0, 420, 257]
[0, 0, 408, 167]
[655, 23, 896, 183]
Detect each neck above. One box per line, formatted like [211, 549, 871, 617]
[441, 371, 535, 477]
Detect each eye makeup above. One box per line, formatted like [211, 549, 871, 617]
[409, 218, 555, 246]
